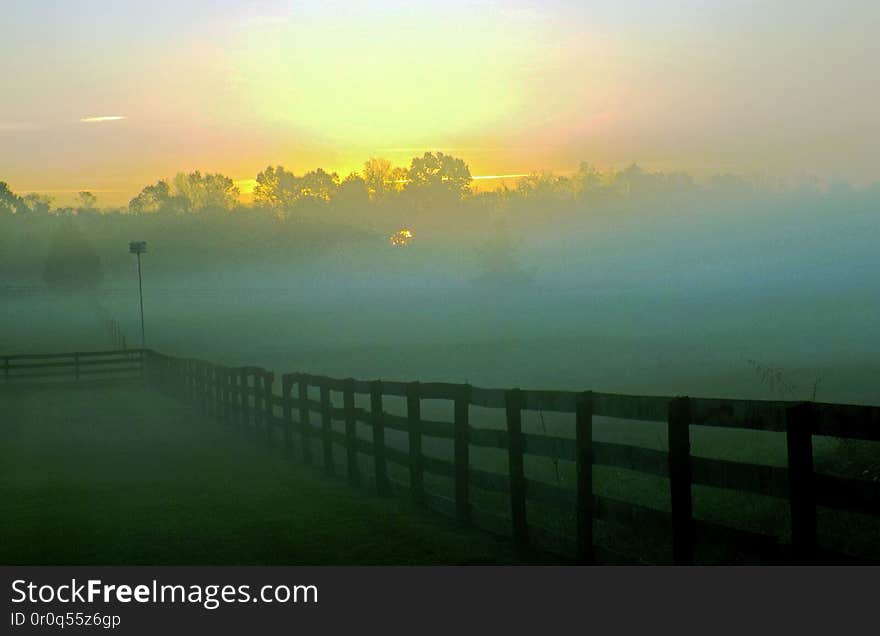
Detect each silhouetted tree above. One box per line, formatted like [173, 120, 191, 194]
[405, 152, 472, 201]
[0, 181, 27, 215]
[23, 193, 52, 216]
[576, 162, 604, 198]
[42, 219, 103, 290]
[76, 191, 98, 211]
[129, 173, 237, 214]
[516, 172, 575, 199]
[298, 168, 339, 202]
[334, 172, 369, 209]
[172, 171, 239, 211]
[472, 220, 532, 287]
[363, 158, 406, 199]
[606, 164, 694, 199]
[253, 165, 301, 210]
[129, 180, 175, 214]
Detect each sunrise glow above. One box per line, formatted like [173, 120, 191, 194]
[1, 2, 877, 205]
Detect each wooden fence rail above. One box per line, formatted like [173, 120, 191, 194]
[137, 349, 880, 565]
[6, 347, 878, 564]
[2, 350, 145, 383]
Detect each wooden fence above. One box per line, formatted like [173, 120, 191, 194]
[139, 349, 880, 565]
[2, 349, 145, 383]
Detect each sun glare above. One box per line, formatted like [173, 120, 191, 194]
[389, 228, 414, 247]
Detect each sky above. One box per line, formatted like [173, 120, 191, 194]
[1, 0, 878, 205]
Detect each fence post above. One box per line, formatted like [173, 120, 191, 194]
[254, 372, 265, 434]
[264, 372, 275, 447]
[202, 363, 210, 413]
[575, 391, 595, 564]
[202, 364, 210, 414]
[205, 363, 217, 416]
[4, 357, 8, 384]
[668, 396, 694, 565]
[229, 368, 236, 425]
[239, 368, 248, 431]
[229, 369, 237, 425]
[74, 353, 80, 381]
[454, 384, 471, 525]
[214, 366, 222, 419]
[370, 380, 390, 496]
[205, 364, 211, 413]
[222, 367, 230, 424]
[214, 366, 222, 420]
[185, 360, 190, 400]
[320, 380, 334, 476]
[343, 378, 360, 488]
[282, 374, 294, 455]
[179, 359, 185, 397]
[191, 361, 197, 404]
[298, 375, 313, 465]
[207, 365, 214, 414]
[196, 362, 202, 407]
[406, 382, 424, 506]
[190, 360, 195, 402]
[506, 388, 528, 554]
[198, 362, 206, 412]
[786, 402, 818, 564]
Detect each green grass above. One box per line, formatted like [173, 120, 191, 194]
[0, 382, 542, 565]
[3, 380, 877, 565]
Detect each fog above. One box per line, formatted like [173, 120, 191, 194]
[3, 165, 878, 407]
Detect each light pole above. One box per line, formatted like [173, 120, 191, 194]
[129, 241, 147, 348]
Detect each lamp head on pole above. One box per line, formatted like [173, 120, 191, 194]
[129, 241, 147, 255]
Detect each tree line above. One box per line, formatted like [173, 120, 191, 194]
[5, 150, 871, 220]
[1, 149, 877, 292]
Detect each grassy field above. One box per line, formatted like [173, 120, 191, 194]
[3, 378, 878, 565]
[0, 382, 542, 565]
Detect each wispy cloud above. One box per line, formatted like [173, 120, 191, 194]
[80, 116, 126, 123]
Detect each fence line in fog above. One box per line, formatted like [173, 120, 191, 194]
[3, 347, 878, 564]
[140, 349, 879, 565]
[2, 349, 143, 383]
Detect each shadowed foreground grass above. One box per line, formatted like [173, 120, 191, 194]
[0, 383, 534, 565]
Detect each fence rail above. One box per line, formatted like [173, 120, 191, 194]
[2, 350, 145, 383]
[136, 349, 880, 565]
[5, 347, 878, 564]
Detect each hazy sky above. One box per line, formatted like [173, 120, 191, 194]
[1, 0, 878, 204]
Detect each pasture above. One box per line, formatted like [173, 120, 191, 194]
[1, 288, 878, 564]
[0, 382, 527, 565]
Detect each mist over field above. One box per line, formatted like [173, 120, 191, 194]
[3, 1, 880, 569]
[2, 1, 878, 409]
[3, 166, 878, 406]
